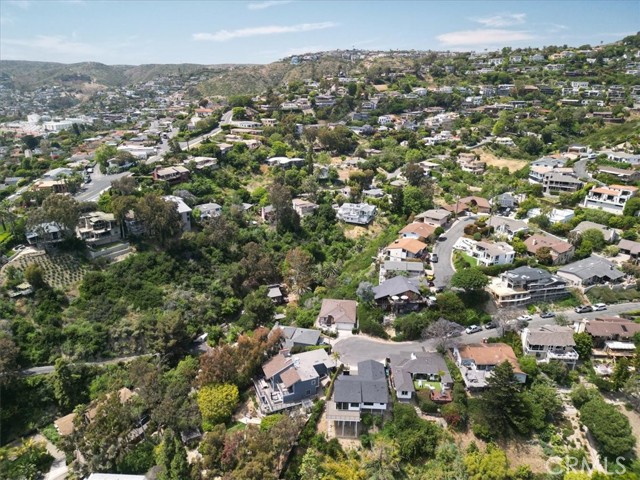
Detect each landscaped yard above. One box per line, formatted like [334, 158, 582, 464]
[414, 380, 441, 393]
[454, 250, 477, 270]
[2, 251, 88, 289]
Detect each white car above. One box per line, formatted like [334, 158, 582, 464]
[593, 303, 607, 311]
[465, 325, 482, 334]
[517, 315, 533, 322]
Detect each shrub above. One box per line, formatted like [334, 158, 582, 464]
[579, 398, 636, 457]
[419, 397, 439, 414]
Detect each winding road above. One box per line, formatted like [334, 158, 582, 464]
[334, 302, 639, 367]
[432, 215, 476, 288]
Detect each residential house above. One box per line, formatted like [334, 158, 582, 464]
[389, 352, 453, 402]
[362, 188, 385, 199]
[272, 323, 323, 350]
[531, 156, 568, 169]
[569, 221, 619, 244]
[336, 203, 377, 225]
[444, 196, 491, 215]
[33, 179, 68, 194]
[266, 157, 305, 169]
[292, 198, 318, 217]
[188, 156, 218, 170]
[583, 185, 638, 215]
[26, 222, 65, 246]
[372, 276, 425, 310]
[521, 326, 579, 367]
[457, 153, 486, 174]
[379, 260, 425, 283]
[487, 216, 529, 240]
[76, 211, 122, 246]
[495, 193, 519, 210]
[194, 202, 222, 220]
[597, 166, 640, 184]
[153, 166, 190, 185]
[454, 238, 515, 267]
[385, 238, 429, 261]
[415, 208, 450, 227]
[575, 317, 640, 357]
[618, 239, 640, 259]
[527, 207, 575, 224]
[399, 222, 436, 242]
[487, 266, 568, 307]
[524, 234, 575, 265]
[317, 299, 358, 331]
[603, 151, 640, 166]
[254, 349, 335, 413]
[163, 195, 192, 232]
[327, 360, 389, 437]
[557, 256, 625, 288]
[543, 171, 583, 195]
[453, 343, 526, 390]
[266, 284, 286, 304]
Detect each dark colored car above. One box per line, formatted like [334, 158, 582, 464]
[437, 236, 447, 242]
[483, 322, 497, 330]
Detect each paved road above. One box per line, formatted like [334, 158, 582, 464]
[179, 110, 232, 151]
[22, 354, 153, 376]
[432, 215, 477, 288]
[74, 168, 131, 203]
[334, 302, 639, 366]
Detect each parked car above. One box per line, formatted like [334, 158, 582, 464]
[483, 322, 497, 330]
[465, 325, 482, 334]
[593, 303, 607, 311]
[575, 305, 593, 314]
[437, 236, 447, 242]
[446, 330, 462, 338]
[430, 253, 439, 263]
[517, 315, 533, 322]
[540, 311, 556, 318]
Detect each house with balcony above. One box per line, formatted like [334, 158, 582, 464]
[389, 352, 453, 402]
[372, 276, 426, 311]
[254, 349, 335, 414]
[327, 360, 389, 437]
[453, 343, 526, 390]
[194, 202, 222, 220]
[454, 238, 515, 267]
[76, 211, 122, 246]
[527, 207, 575, 224]
[152, 165, 190, 185]
[487, 266, 568, 307]
[575, 317, 640, 358]
[487, 217, 529, 240]
[521, 326, 578, 367]
[26, 222, 66, 246]
[524, 233, 574, 265]
[557, 256, 625, 288]
[583, 185, 638, 215]
[336, 203, 376, 225]
[542, 171, 583, 195]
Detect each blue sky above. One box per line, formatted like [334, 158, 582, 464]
[0, 0, 637, 65]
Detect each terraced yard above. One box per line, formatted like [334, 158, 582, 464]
[3, 251, 88, 289]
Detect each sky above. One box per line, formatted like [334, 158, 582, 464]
[0, 0, 638, 65]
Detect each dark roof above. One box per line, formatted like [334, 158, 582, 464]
[372, 276, 422, 300]
[333, 360, 389, 404]
[558, 256, 624, 282]
[504, 266, 552, 282]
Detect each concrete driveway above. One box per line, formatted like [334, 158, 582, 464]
[432, 215, 477, 288]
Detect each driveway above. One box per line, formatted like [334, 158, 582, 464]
[334, 302, 639, 366]
[432, 215, 476, 288]
[74, 169, 131, 203]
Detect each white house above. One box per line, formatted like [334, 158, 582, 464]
[583, 185, 638, 215]
[163, 195, 192, 232]
[521, 326, 578, 368]
[454, 238, 515, 267]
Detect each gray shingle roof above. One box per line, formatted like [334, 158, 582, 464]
[333, 360, 389, 404]
[558, 256, 624, 282]
[373, 276, 422, 300]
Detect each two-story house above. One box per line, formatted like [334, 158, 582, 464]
[453, 343, 526, 390]
[389, 352, 453, 402]
[415, 208, 451, 227]
[542, 171, 584, 195]
[454, 238, 515, 267]
[336, 203, 377, 225]
[385, 238, 429, 261]
[327, 360, 389, 437]
[292, 198, 318, 217]
[583, 185, 638, 215]
[254, 349, 335, 414]
[487, 266, 568, 307]
[76, 211, 122, 246]
[163, 195, 192, 232]
[379, 260, 425, 284]
[557, 256, 625, 288]
[521, 326, 578, 367]
[152, 166, 190, 185]
[569, 221, 619, 244]
[399, 222, 436, 242]
[317, 298, 358, 331]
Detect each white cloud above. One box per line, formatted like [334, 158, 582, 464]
[437, 29, 535, 47]
[3, 35, 100, 56]
[193, 21, 337, 42]
[474, 13, 526, 27]
[247, 0, 291, 10]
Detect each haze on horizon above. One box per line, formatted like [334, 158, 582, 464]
[0, 0, 638, 65]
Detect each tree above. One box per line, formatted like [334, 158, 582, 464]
[284, 247, 314, 296]
[579, 398, 636, 457]
[197, 383, 240, 430]
[94, 144, 118, 172]
[268, 183, 299, 234]
[464, 444, 509, 480]
[0, 334, 20, 385]
[611, 357, 631, 390]
[573, 332, 593, 360]
[404, 163, 425, 187]
[535, 246, 553, 266]
[361, 437, 401, 480]
[27, 194, 80, 241]
[623, 197, 640, 217]
[240, 286, 275, 330]
[135, 194, 183, 246]
[451, 268, 489, 291]
[479, 361, 531, 437]
[111, 176, 138, 196]
[356, 281, 374, 304]
[24, 263, 46, 289]
[578, 229, 606, 252]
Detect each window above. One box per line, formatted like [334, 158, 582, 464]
[306, 390, 311, 395]
[350, 403, 359, 408]
[401, 391, 408, 395]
